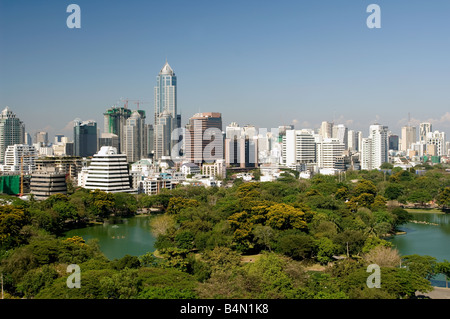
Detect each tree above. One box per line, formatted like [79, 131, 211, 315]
[277, 231, 314, 260]
[407, 190, 432, 206]
[402, 255, 437, 280]
[384, 183, 404, 200]
[353, 180, 377, 197]
[149, 214, 176, 238]
[252, 225, 275, 252]
[265, 203, 307, 230]
[390, 207, 412, 228]
[363, 245, 401, 268]
[0, 205, 29, 249]
[315, 237, 338, 265]
[437, 187, 450, 209]
[16, 264, 59, 298]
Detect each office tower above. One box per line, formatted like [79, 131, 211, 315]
[124, 110, 147, 163]
[348, 130, 359, 152]
[83, 146, 134, 193]
[225, 135, 258, 168]
[282, 129, 316, 167]
[419, 122, 432, 143]
[0, 107, 25, 164]
[319, 121, 334, 139]
[34, 131, 48, 146]
[226, 122, 241, 139]
[98, 133, 120, 150]
[146, 124, 154, 157]
[388, 134, 399, 151]
[361, 124, 389, 170]
[73, 119, 97, 157]
[401, 125, 417, 151]
[103, 106, 132, 153]
[154, 110, 173, 159]
[316, 138, 345, 169]
[154, 61, 181, 160]
[25, 132, 32, 146]
[185, 112, 223, 164]
[1, 144, 37, 173]
[333, 124, 348, 149]
[426, 131, 446, 156]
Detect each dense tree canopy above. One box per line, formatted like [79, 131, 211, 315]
[0, 166, 449, 299]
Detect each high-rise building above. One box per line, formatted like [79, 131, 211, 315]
[225, 135, 258, 168]
[401, 125, 417, 151]
[316, 138, 345, 170]
[82, 146, 135, 193]
[185, 112, 223, 164]
[361, 124, 389, 170]
[0, 107, 25, 164]
[282, 129, 316, 167]
[154, 110, 173, 160]
[154, 61, 181, 160]
[124, 110, 147, 163]
[34, 131, 48, 146]
[426, 131, 446, 156]
[146, 124, 154, 157]
[74, 119, 97, 157]
[0, 144, 37, 174]
[25, 132, 32, 146]
[388, 134, 399, 151]
[319, 121, 333, 139]
[98, 133, 120, 150]
[333, 124, 348, 150]
[419, 122, 432, 143]
[103, 106, 132, 153]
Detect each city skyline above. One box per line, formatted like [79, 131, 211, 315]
[1, 1, 450, 139]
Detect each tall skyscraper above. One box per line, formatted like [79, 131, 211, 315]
[124, 110, 147, 163]
[419, 122, 432, 143]
[103, 106, 132, 154]
[0, 107, 25, 164]
[361, 124, 389, 170]
[74, 119, 97, 157]
[185, 112, 223, 164]
[401, 125, 417, 151]
[154, 61, 181, 160]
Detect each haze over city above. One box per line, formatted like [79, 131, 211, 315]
[1, 0, 450, 140]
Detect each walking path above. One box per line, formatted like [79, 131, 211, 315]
[416, 287, 450, 299]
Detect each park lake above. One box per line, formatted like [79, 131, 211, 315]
[65, 211, 450, 286]
[65, 215, 157, 261]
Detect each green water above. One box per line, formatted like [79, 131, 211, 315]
[388, 211, 450, 286]
[65, 215, 157, 260]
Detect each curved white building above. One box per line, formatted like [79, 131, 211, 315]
[83, 146, 135, 193]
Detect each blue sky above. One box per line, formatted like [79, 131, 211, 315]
[1, 0, 450, 140]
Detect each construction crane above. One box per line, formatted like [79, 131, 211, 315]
[134, 100, 150, 110]
[118, 98, 149, 110]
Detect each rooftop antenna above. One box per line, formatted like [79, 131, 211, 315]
[408, 112, 411, 126]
